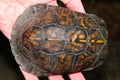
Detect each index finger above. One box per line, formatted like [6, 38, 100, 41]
[60, 0, 85, 13]
[69, 72, 86, 80]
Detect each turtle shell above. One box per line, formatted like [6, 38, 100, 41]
[10, 4, 108, 76]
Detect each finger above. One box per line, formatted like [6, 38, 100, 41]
[47, 0, 58, 6]
[20, 67, 39, 80]
[48, 75, 64, 80]
[60, 0, 85, 13]
[17, 0, 58, 7]
[69, 72, 85, 80]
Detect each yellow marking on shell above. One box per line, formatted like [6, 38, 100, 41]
[24, 38, 31, 46]
[90, 34, 95, 38]
[31, 41, 39, 46]
[84, 53, 88, 57]
[44, 43, 50, 49]
[80, 55, 84, 59]
[72, 33, 78, 43]
[91, 40, 95, 43]
[66, 45, 72, 49]
[58, 9, 72, 25]
[60, 54, 66, 60]
[79, 34, 85, 38]
[72, 33, 83, 47]
[79, 40, 87, 43]
[74, 48, 79, 52]
[90, 39, 105, 44]
[72, 32, 79, 40]
[29, 37, 42, 40]
[80, 17, 88, 29]
[96, 40, 105, 44]
[47, 38, 62, 41]
[39, 11, 53, 24]
[66, 56, 72, 61]
[72, 30, 87, 47]
[89, 43, 95, 52]
[59, 13, 70, 25]
[68, 30, 73, 36]
[31, 31, 36, 36]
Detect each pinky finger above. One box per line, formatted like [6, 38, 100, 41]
[48, 75, 64, 80]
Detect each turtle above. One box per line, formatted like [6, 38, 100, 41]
[10, 4, 108, 77]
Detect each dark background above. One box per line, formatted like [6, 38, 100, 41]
[0, 0, 120, 80]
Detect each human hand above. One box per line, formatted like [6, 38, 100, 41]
[0, 0, 85, 80]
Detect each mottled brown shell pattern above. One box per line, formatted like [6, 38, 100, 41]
[10, 4, 108, 76]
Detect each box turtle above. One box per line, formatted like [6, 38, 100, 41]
[10, 4, 108, 77]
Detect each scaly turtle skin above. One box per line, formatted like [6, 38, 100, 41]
[10, 4, 108, 76]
